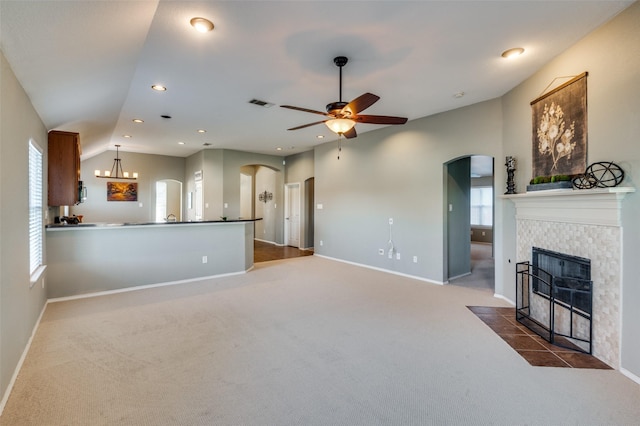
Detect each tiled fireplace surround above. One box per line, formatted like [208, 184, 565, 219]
[506, 187, 635, 369]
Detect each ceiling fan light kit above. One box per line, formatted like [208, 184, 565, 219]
[281, 56, 407, 139]
[325, 118, 356, 134]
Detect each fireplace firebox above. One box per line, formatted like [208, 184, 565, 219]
[516, 247, 593, 354]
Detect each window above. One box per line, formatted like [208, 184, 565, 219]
[470, 186, 493, 226]
[29, 140, 44, 276]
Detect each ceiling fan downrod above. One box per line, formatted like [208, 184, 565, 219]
[334, 56, 348, 102]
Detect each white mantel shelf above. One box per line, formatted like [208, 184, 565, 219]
[503, 187, 635, 227]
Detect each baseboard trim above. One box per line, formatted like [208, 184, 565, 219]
[48, 270, 249, 304]
[0, 302, 47, 416]
[254, 238, 284, 246]
[620, 367, 640, 385]
[314, 254, 444, 285]
[448, 271, 471, 281]
[493, 293, 515, 305]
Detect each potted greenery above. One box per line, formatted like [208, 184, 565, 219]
[526, 174, 573, 191]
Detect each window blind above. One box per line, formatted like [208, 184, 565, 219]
[29, 141, 43, 275]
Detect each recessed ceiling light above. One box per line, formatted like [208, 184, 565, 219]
[501, 47, 525, 59]
[453, 91, 465, 98]
[197, 129, 207, 133]
[276, 147, 283, 151]
[190, 17, 214, 33]
[132, 118, 144, 123]
[151, 84, 166, 91]
[317, 135, 325, 139]
[178, 141, 185, 145]
[123, 134, 132, 138]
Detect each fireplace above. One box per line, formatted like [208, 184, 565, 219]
[516, 248, 593, 353]
[505, 187, 634, 369]
[532, 247, 591, 315]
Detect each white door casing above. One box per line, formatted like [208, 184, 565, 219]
[285, 183, 300, 248]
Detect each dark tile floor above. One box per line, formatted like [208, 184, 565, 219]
[468, 306, 611, 369]
[254, 240, 313, 263]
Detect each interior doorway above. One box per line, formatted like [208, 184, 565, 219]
[304, 177, 315, 249]
[155, 179, 182, 222]
[444, 155, 494, 290]
[285, 183, 301, 248]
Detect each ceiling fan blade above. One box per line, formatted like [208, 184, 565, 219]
[341, 93, 380, 116]
[287, 120, 327, 131]
[343, 127, 357, 139]
[280, 105, 331, 117]
[353, 114, 408, 125]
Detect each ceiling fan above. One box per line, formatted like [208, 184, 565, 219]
[281, 56, 408, 138]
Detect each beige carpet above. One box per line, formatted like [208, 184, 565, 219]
[2, 256, 639, 425]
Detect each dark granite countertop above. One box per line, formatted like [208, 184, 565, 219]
[46, 218, 262, 229]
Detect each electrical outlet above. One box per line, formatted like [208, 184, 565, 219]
[320, 240, 323, 246]
[202, 256, 208, 264]
[378, 249, 384, 255]
[389, 218, 393, 225]
[482, 231, 486, 236]
[413, 256, 418, 263]
[388, 251, 393, 259]
[396, 252, 401, 260]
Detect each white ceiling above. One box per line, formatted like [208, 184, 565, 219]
[0, 1, 633, 161]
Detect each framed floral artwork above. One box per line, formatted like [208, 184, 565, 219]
[531, 72, 588, 178]
[107, 182, 138, 201]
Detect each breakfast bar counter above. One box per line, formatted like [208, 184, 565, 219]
[45, 219, 260, 299]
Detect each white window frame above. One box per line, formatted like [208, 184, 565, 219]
[29, 139, 46, 285]
[470, 186, 493, 227]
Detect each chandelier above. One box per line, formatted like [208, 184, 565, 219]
[94, 145, 138, 180]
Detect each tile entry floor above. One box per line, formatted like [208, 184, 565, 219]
[468, 306, 611, 369]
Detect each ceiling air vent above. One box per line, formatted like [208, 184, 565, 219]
[249, 99, 274, 108]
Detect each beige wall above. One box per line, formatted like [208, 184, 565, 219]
[72, 151, 185, 223]
[499, 1, 640, 377]
[0, 50, 49, 402]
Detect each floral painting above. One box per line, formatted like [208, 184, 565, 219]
[531, 72, 587, 178]
[107, 182, 138, 201]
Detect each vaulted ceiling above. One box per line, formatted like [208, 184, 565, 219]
[0, 1, 632, 160]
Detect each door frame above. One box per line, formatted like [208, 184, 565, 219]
[284, 182, 301, 248]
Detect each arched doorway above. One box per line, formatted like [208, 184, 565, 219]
[444, 155, 494, 290]
[155, 179, 183, 222]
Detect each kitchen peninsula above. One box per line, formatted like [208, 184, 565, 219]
[45, 219, 260, 298]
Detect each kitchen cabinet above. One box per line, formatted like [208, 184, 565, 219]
[48, 130, 81, 206]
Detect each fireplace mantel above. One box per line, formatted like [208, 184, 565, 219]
[503, 187, 635, 227]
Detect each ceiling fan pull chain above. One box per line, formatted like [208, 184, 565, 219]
[337, 135, 342, 160]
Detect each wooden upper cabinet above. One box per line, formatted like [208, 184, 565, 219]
[48, 130, 81, 206]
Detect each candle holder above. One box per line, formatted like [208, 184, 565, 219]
[505, 156, 517, 194]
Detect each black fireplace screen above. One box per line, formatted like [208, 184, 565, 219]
[516, 248, 593, 354]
